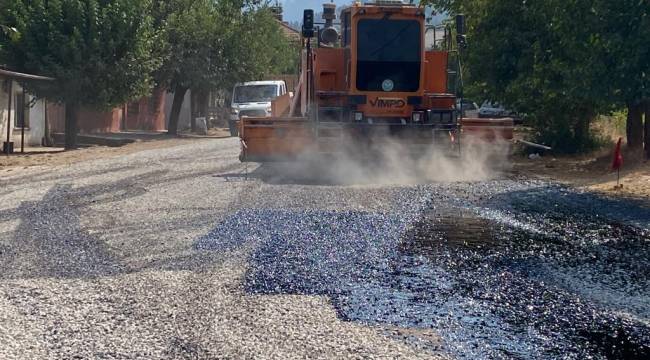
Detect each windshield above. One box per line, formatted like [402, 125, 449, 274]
[460, 101, 477, 110]
[356, 19, 421, 92]
[233, 85, 278, 103]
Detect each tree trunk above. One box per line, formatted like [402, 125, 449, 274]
[168, 85, 188, 136]
[644, 100, 650, 160]
[64, 103, 78, 150]
[626, 102, 644, 149]
[573, 113, 591, 151]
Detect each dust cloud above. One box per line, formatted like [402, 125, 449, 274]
[258, 135, 512, 186]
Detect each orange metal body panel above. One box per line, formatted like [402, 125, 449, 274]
[240, 117, 314, 160]
[314, 48, 347, 92]
[425, 95, 455, 109]
[425, 51, 448, 94]
[461, 118, 515, 141]
[271, 93, 291, 117]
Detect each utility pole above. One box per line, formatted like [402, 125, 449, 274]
[4, 79, 12, 155]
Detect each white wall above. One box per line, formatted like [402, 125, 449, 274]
[23, 89, 45, 146]
[0, 78, 46, 150]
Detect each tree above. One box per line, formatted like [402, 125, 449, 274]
[154, 0, 295, 135]
[1, 0, 158, 149]
[424, 0, 650, 154]
[1, 0, 20, 53]
[594, 0, 650, 153]
[0, 25, 19, 54]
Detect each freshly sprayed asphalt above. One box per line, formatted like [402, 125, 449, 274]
[1, 138, 648, 359]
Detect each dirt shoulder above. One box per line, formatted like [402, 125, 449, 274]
[3, 130, 647, 203]
[0, 135, 232, 177]
[512, 148, 650, 202]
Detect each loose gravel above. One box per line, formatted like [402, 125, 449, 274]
[0, 139, 443, 359]
[1, 138, 648, 359]
[197, 179, 649, 359]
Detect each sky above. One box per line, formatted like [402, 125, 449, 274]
[280, 1, 350, 23]
[279, 1, 445, 25]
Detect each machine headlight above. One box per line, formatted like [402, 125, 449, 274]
[353, 111, 364, 122]
[231, 108, 239, 115]
[412, 112, 424, 123]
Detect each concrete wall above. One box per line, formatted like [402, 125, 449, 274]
[126, 87, 167, 132]
[74, 87, 169, 134]
[47, 102, 66, 135]
[164, 90, 192, 131]
[77, 107, 123, 134]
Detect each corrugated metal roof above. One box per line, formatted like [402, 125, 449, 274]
[0, 68, 54, 81]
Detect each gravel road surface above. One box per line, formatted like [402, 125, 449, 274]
[1, 138, 648, 359]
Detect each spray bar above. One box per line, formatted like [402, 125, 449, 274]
[516, 139, 552, 151]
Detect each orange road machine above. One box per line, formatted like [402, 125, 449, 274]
[238, 1, 513, 162]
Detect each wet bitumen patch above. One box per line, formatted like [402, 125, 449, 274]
[195, 180, 649, 359]
[401, 210, 649, 359]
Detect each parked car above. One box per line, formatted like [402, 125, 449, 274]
[478, 100, 516, 118]
[229, 80, 289, 136]
[456, 99, 480, 118]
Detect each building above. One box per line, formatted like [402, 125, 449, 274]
[1, 67, 194, 151]
[270, 2, 301, 44]
[277, 20, 301, 44]
[1, 68, 64, 153]
[43, 87, 192, 137]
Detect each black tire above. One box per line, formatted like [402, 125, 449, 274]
[228, 120, 239, 137]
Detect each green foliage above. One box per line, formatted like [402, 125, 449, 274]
[423, 0, 650, 153]
[595, 0, 650, 106]
[1, 0, 297, 104]
[0, 24, 19, 53]
[242, 7, 300, 77]
[153, 0, 297, 94]
[0, 0, 20, 54]
[1, 0, 158, 109]
[594, 110, 627, 143]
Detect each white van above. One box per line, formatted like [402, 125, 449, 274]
[229, 80, 288, 136]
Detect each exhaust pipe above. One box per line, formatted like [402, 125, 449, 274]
[321, 3, 339, 45]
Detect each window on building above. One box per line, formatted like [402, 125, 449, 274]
[14, 92, 30, 128]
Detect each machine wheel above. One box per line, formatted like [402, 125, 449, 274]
[228, 120, 239, 137]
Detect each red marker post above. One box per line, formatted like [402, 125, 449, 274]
[611, 137, 623, 187]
